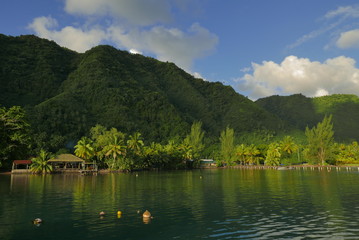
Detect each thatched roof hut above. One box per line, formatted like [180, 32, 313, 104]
[48, 154, 85, 163]
[48, 154, 85, 171]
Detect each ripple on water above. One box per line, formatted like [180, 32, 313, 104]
[206, 207, 359, 240]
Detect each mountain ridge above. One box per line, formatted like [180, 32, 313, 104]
[256, 94, 359, 141]
[1, 34, 359, 151]
[1, 34, 286, 150]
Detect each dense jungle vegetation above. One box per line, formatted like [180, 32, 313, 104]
[1, 34, 359, 171]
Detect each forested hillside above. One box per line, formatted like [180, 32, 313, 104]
[0, 34, 284, 151]
[2, 34, 359, 171]
[256, 94, 359, 141]
[0, 34, 79, 106]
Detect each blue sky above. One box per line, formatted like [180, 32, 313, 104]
[2, 0, 359, 99]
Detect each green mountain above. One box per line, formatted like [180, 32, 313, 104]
[0, 34, 284, 150]
[256, 94, 359, 142]
[0, 34, 79, 106]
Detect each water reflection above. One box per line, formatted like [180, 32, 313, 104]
[1, 169, 359, 239]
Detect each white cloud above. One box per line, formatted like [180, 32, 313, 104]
[28, 1, 218, 72]
[129, 49, 142, 55]
[28, 16, 218, 70]
[287, 5, 359, 50]
[64, 0, 172, 25]
[28, 16, 106, 52]
[108, 23, 218, 71]
[237, 55, 359, 100]
[240, 67, 251, 73]
[325, 5, 359, 19]
[336, 29, 359, 49]
[192, 72, 202, 78]
[314, 88, 329, 97]
[192, 72, 208, 81]
[286, 22, 340, 50]
[323, 5, 359, 50]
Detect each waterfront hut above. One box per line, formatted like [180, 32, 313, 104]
[11, 160, 32, 174]
[48, 154, 85, 173]
[199, 159, 216, 168]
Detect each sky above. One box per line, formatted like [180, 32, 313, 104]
[2, 0, 359, 100]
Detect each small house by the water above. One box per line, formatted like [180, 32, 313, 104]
[48, 154, 98, 173]
[199, 159, 216, 168]
[11, 160, 32, 174]
[48, 154, 82, 172]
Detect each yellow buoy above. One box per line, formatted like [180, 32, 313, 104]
[33, 218, 42, 225]
[142, 210, 151, 218]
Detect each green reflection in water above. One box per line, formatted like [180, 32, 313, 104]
[1, 168, 359, 239]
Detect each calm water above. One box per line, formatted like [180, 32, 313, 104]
[1, 168, 359, 239]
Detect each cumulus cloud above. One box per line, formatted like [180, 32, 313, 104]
[64, 0, 172, 25]
[28, 16, 106, 52]
[27, 1, 217, 73]
[336, 29, 359, 49]
[237, 56, 359, 100]
[28, 16, 218, 70]
[108, 23, 218, 71]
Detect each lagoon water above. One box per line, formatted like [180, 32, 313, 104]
[1, 168, 359, 239]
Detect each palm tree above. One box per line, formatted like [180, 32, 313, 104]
[74, 137, 95, 161]
[265, 143, 281, 166]
[280, 136, 298, 155]
[31, 149, 53, 174]
[179, 143, 193, 161]
[335, 141, 359, 165]
[236, 144, 247, 165]
[127, 132, 144, 155]
[103, 136, 126, 169]
[245, 144, 261, 165]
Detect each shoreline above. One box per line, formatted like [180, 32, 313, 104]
[2, 164, 359, 175]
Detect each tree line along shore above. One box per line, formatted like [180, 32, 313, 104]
[1, 105, 359, 174]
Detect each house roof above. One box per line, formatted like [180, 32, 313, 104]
[200, 159, 214, 162]
[48, 154, 85, 163]
[13, 160, 32, 165]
